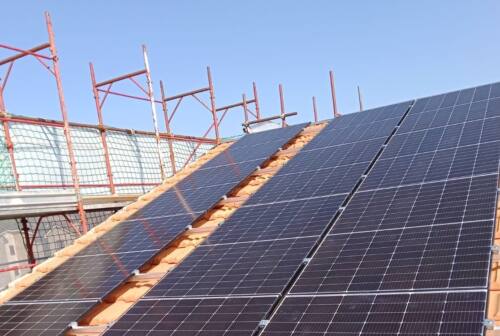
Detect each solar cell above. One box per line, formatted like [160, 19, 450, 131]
[291, 221, 493, 294]
[145, 237, 317, 298]
[11, 251, 155, 302]
[245, 102, 413, 206]
[127, 124, 307, 220]
[261, 291, 486, 335]
[103, 296, 275, 336]
[77, 214, 196, 256]
[0, 301, 97, 336]
[331, 174, 497, 235]
[205, 195, 346, 245]
[362, 112, 500, 191]
[229, 123, 307, 149]
[128, 183, 234, 219]
[176, 159, 263, 190]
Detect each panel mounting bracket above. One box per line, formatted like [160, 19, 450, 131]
[492, 245, 500, 262]
[483, 319, 500, 334]
[259, 319, 270, 328]
[69, 322, 109, 334]
[302, 257, 312, 265]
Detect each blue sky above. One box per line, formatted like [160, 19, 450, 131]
[2, 1, 500, 137]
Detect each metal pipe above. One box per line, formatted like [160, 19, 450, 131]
[95, 88, 162, 104]
[357, 85, 364, 111]
[216, 99, 256, 112]
[0, 43, 51, 66]
[207, 66, 220, 144]
[160, 80, 177, 175]
[329, 70, 340, 117]
[90, 62, 116, 194]
[0, 62, 14, 111]
[279, 84, 286, 128]
[0, 114, 216, 143]
[164, 86, 210, 102]
[46, 11, 88, 233]
[2, 120, 20, 191]
[94, 69, 147, 88]
[242, 93, 249, 124]
[312, 96, 318, 122]
[253, 82, 261, 119]
[243, 112, 298, 126]
[142, 44, 166, 181]
[20, 217, 36, 266]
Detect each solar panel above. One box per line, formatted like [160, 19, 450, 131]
[7, 124, 306, 305]
[205, 195, 345, 245]
[103, 296, 275, 336]
[331, 174, 497, 235]
[77, 214, 196, 256]
[145, 237, 317, 298]
[104, 102, 413, 334]
[246, 102, 412, 206]
[0, 301, 97, 336]
[10, 251, 155, 302]
[291, 220, 493, 294]
[127, 123, 308, 220]
[261, 291, 486, 335]
[264, 83, 500, 334]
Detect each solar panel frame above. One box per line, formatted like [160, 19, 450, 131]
[261, 291, 486, 336]
[10, 251, 156, 302]
[102, 296, 276, 336]
[0, 300, 97, 336]
[145, 236, 318, 298]
[204, 194, 346, 245]
[291, 220, 493, 295]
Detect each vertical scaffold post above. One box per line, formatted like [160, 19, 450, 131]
[89, 62, 116, 194]
[46, 12, 88, 233]
[253, 82, 261, 120]
[312, 96, 318, 123]
[279, 84, 286, 128]
[329, 70, 340, 118]
[159, 80, 177, 175]
[242, 93, 249, 124]
[357, 85, 364, 112]
[2, 119, 20, 191]
[20, 217, 36, 267]
[207, 66, 220, 144]
[142, 45, 166, 180]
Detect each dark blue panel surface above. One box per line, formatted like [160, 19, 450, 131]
[205, 195, 346, 245]
[0, 301, 97, 336]
[78, 214, 195, 256]
[292, 221, 493, 294]
[103, 296, 275, 336]
[145, 237, 317, 298]
[262, 291, 486, 336]
[331, 174, 497, 235]
[11, 251, 155, 302]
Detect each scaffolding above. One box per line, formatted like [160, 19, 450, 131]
[0, 11, 343, 281]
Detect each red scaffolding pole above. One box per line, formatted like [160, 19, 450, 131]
[329, 70, 341, 118]
[89, 46, 166, 180]
[0, 11, 89, 234]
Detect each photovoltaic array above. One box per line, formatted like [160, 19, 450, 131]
[3, 82, 500, 336]
[262, 83, 500, 335]
[103, 102, 413, 335]
[1, 125, 306, 335]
